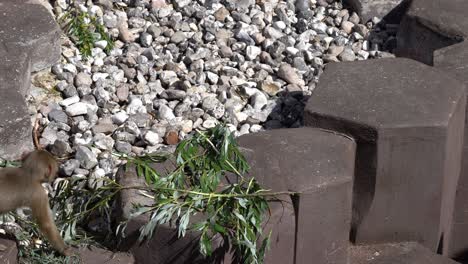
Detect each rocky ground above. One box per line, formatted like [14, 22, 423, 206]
[29, 0, 396, 185]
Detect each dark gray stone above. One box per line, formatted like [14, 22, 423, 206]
[92, 118, 117, 134]
[222, 0, 255, 11]
[49, 139, 71, 158]
[396, 0, 468, 65]
[115, 141, 132, 154]
[434, 41, 468, 259]
[0, 1, 61, 71]
[60, 159, 80, 176]
[48, 110, 69, 124]
[305, 58, 466, 252]
[0, 47, 34, 160]
[350, 242, 461, 264]
[75, 146, 98, 169]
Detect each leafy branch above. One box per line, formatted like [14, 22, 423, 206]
[117, 125, 298, 263]
[0, 125, 297, 263]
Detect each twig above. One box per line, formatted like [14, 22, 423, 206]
[33, 114, 42, 150]
[119, 184, 299, 198]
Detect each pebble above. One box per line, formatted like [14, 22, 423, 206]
[159, 71, 178, 86]
[261, 81, 281, 96]
[88, 168, 106, 189]
[112, 111, 129, 125]
[65, 103, 88, 116]
[277, 64, 305, 87]
[92, 118, 116, 134]
[144, 131, 160, 146]
[61, 159, 80, 176]
[139, 32, 153, 47]
[93, 133, 115, 150]
[251, 92, 268, 110]
[171, 32, 186, 44]
[246, 46, 262, 60]
[48, 110, 68, 124]
[75, 72, 93, 87]
[202, 96, 225, 119]
[341, 21, 354, 34]
[38, 0, 392, 184]
[158, 104, 176, 120]
[50, 140, 71, 158]
[115, 141, 132, 154]
[75, 146, 98, 170]
[338, 48, 356, 62]
[60, 95, 80, 107]
[164, 131, 179, 145]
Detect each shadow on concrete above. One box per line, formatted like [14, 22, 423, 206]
[452, 250, 468, 264]
[265, 91, 310, 130]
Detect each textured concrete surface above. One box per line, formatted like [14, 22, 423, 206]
[396, 0, 468, 65]
[76, 246, 135, 264]
[343, 0, 409, 23]
[434, 41, 468, 259]
[305, 58, 466, 252]
[0, 47, 34, 160]
[116, 128, 356, 264]
[350, 242, 461, 264]
[0, 237, 17, 264]
[0, 0, 62, 160]
[0, 1, 61, 71]
[238, 128, 356, 264]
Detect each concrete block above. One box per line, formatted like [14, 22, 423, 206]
[238, 128, 356, 264]
[116, 128, 356, 264]
[0, 237, 17, 264]
[396, 0, 468, 65]
[76, 246, 135, 264]
[434, 41, 468, 259]
[0, 1, 61, 71]
[116, 157, 295, 264]
[343, 0, 409, 23]
[0, 47, 34, 160]
[115, 162, 204, 264]
[350, 242, 460, 264]
[305, 58, 466, 252]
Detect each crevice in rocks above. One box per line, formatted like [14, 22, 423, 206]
[438, 232, 445, 255]
[304, 112, 378, 243]
[291, 193, 300, 264]
[350, 142, 377, 244]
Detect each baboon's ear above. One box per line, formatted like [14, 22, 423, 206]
[47, 164, 53, 182]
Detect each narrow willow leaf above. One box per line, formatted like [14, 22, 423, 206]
[233, 211, 246, 223]
[178, 211, 190, 237]
[213, 223, 226, 234]
[237, 198, 247, 209]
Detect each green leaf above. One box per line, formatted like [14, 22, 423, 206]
[213, 223, 226, 234]
[178, 211, 190, 237]
[200, 232, 212, 257]
[192, 221, 208, 232]
[237, 198, 248, 208]
[233, 211, 246, 223]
